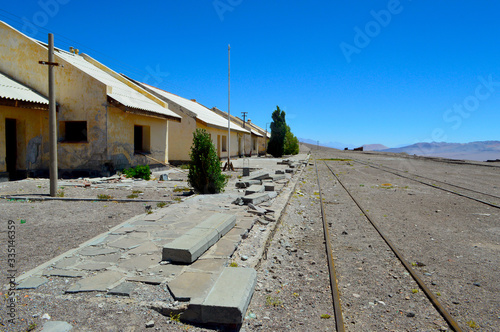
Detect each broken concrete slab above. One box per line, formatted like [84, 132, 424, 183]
[108, 281, 136, 297]
[269, 174, 286, 181]
[16, 276, 48, 289]
[126, 276, 166, 285]
[275, 170, 285, 174]
[245, 185, 265, 195]
[54, 256, 80, 269]
[234, 218, 255, 231]
[235, 179, 261, 189]
[118, 255, 158, 271]
[66, 271, 123, 293]
[162, 213, 236, 263]
[206, 238, 238, 258]
[185, 267, 257, 324]
[91, 253, 122, 263]
[186, 258, 227, 273]
[108, 237, 146, 250]
[42, 321, 73, 332]
[264, 183, 275, 191]
[79, 247, 118, 257]
[167, 272, 217, 301]
[242, 193, 271, 205]
[249, 171, 270, 180]
[43, 268, 84, 278]
[75, 262, 111, 271]
[128, 241, 159, 255]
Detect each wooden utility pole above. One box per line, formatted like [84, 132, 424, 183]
[224, 44, 233, 171]
[39, 33, 59, 196]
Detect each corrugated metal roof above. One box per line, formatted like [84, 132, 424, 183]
[0, 72, 48, 104]
[143, 84, 249, 133]
[54, 50, 180, 120]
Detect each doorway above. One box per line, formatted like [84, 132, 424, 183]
[5, 118, 17, 180]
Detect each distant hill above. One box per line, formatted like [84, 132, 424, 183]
[380, 141, 500, 162]
[363, 144, 388, 151]
[298, 138, 356, 150]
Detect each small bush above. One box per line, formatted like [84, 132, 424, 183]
[188, 129, 227, 194]
[97, 194, 112, 200]
[123, 164, 151, 180]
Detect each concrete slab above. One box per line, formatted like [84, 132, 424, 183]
[16, 276, 48, 289]
[128, 241, 159, 255]
[264, 184, 275, 191]
[108, 237, 146, 250]
[42, 321, 73, 332]
[66, 271, 123, 293]
[242, 193, 271, 205]
[186, 259, 227, 273]
[189, 267, 257, 324]
[43, 268, 84, 278]
[79, 247, 118, 257]
[167, 272, 217, 301]
[249, 171, 270, 180]
[162, 213, 236, 263]
[206, 238, 238, 258]
[269, 174, 286, 181]
[75, 262, 111, 271]
[108, 282, 136, 296]
[126, 276, 166, 285]
[91, 253, 122, 263]
[245, 185, 264, 195]
[145, 264, 184, 280]
[234, 218, 255, 231]
[54, 256, 80, 269]
[118, 255, 158, 271]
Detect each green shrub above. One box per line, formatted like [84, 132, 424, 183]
[123, 164, 151, 180]
[188, 129, 227, 194]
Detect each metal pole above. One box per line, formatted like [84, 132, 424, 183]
[227, 44, 231, 165]
[48, 33, 58, 197]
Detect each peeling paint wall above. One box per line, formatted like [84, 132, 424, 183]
[0, 105, 47, 173]
[107, 107, 168, 169]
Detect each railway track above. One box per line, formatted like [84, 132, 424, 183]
[352, 158, 500, 209]
[316, 158, 466, 331]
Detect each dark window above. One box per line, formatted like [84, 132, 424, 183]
[134, 125, 143, 152]
[63, 121, 87, 142]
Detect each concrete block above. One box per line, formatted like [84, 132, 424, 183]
[285, 168, 294, 173]
[245, 185, 265, 195]
[248, 203, 267, 214]
[242, 193, 271, 205]
[275, 170, 285, 174]
[167, 272, 217, 301]
[269, 174, 286, 181]
[162, 213, 236, 263]
[198, 267, 257, 324]
[264, 184, 275, 191]
[249, 171, 270, 180]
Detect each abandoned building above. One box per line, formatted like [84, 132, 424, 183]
[0, 21, 181, 180]
[125, 78, 250, 163]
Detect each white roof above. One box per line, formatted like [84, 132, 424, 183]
[54, 50, 180, 120]
[143, 84, 249, 133]
[0, 72, 48, 105]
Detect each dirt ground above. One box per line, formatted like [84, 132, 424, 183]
[1, 147, 499, 331]
[244, 147, 499, 331]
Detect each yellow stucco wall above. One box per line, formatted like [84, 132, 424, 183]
[0, 105, 48, 173]
[0, 21, 170, 175]
[107, 107, 168, 168]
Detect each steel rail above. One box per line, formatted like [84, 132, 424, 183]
[353, 159, 500, 209]
[315, 159, 345, 332]
[324, 161, 463, 332]
[354, 159, 500, 201]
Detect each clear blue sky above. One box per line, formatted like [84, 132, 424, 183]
[1, 1, 499, 147]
